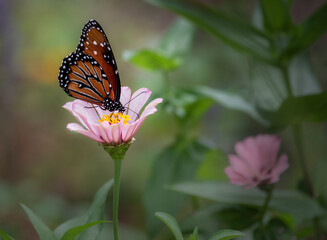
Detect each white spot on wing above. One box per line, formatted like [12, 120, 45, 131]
[93, 40, 97, 45]
[93, 51, 97, 55]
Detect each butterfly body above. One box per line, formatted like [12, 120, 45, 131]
[58, 19, 125, 112]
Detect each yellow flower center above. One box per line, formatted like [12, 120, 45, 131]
[98, 112, 132, 125]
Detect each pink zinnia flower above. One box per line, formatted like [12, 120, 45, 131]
[63, 87, 163, 146]
[225, 134, 289, 189]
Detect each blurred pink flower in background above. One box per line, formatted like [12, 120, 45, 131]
[225, 134, 289, 189]
[63, 87, 163, 146]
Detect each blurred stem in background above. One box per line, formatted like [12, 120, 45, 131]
[292, 123, 313, 197]
[259, 185, 274, 229]
[280, 65, 314, 197]
[280, 64, 320, 239]
[280, 65, 293, 98]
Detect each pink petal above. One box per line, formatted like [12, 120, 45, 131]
[130, 117, 146, 138]
[226, 134, 288, 188]
[225, 167, 249, 186]
[235, 137, 261, 174]
[140, 98, 163, 119]
[120, 86, 132, 110]
[63, 100, 100, 135]
[120, 97, 163, 139]
[269, 154, 289, 183]
[228, 155, 254, 179]
[121, 124, 137, 143]
[63, 101, 74, 111]
[256, 135, 281, 170]
[111, 121, 123, 145]
[73, 108, 101, 137]
[63, 101, 88, 129]
[128, 88, 152, 121]
[66, 123, 104, 143]
[127, 98, 162, 138]
[72, 100, 101, 125]
[96, 122, 112, 143]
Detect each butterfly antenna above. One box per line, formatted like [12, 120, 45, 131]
[123, 90, 147, 108]
[123, 90, 147, 119]
[85, 105, 100, 109]
[85, 104, 101, 119]
[125, 106, 140, 119]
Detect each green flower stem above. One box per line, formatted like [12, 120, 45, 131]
[103, 143, 131, 240]
[259, 185, 274, 228]
[113, 158, 122, 240]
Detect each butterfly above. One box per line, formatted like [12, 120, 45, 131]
[58, 19, 125, 112]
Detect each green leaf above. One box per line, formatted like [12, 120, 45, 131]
[54, 179, 114, 240]
[188, 227, 198, 240]
[253, 218, 293, 240]
[260, 0, 292, 33]
[208, 229, 245, 240]
[174, 91, 213, 134]
[247, 53, 321, 114]
[21, 204, 57, 240]
[54, 217, 87, 239]
[180, 204, 224, 237]
[253, 227, 271, 240]
[145, 0, 272, 63]
[123, 49, 180, 71]
[169, 181, 324, 222]
[60, 221, 109, 240]
[285, 2, 327, 57]
[144, 140, 210, 238]
[155, 212, 184, 240]
[289, 53, 321, 96]
[268, 218, 293, 240]
[271, 91, 327, 128]
[248, 59, 287, 112]
[216, 206, 260, 230]
[196, 149, 228, 180]
[160, 18, 195, 59]
[123, 18, 195, 71]
[195, 86, 268, 125]
[164, 89, 213, 126]
[0, 229, 15, 240]
[312, 158, 327, 202]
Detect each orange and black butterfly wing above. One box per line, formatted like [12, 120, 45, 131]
[76, 19, 121, 102]
[59, 52, 111, 106]
[59, 19, 124, 111]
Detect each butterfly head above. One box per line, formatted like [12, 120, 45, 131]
[101, 98, 125, 113]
